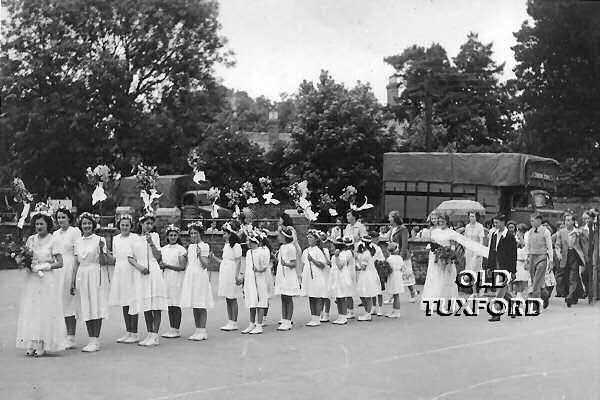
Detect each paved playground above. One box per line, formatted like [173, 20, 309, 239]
[0, 269, 598, 400]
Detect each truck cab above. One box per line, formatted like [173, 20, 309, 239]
[509, 189, 563, 227]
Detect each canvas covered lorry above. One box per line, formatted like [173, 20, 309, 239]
[383, 152, 564, 226]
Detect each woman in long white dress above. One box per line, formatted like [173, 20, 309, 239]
[107, 215, 139, 343]
[127, 213, 168, 347]
[212, 222, 243, 332]
[420, 214, 459, 313]
[16, 212, 65, 357]
[463, 212, 485, 297]
[71, 212, 110, 353]
[52, 207, 81, 349]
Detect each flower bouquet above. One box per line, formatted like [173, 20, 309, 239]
[207, 187, 221, 218]
[8, 241, 40, 276]
[135, 163, 161, 212]
[430, 242, 459, 271]
[340, 185, 357, 207]
[226, 189, 242, 217]
[86, 164, 121, 206]
[260, 177, 279, 205]
[374, 259, 393, 283]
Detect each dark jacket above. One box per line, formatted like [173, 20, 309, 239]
[390, 224, 409, 259]
[487, 229, 517, 273]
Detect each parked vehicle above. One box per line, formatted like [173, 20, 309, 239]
[383, 152, 564, 226]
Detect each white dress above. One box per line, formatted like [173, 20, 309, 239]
[515, 246, 530, 282]
[16, 234, 66, 352]
[420, 228, 459, 311]
[385, 255, 406, 295]
[128, 233, 168, 314]
[300, 246, 330, 298]
[180, 242, 214, 309]
[464, 223, 485, 272]
[261, 246, 274, 299]
[356, 251, 381, 298]
[218, 243, 243, 299]
[244, 248, 269, 308]
[328, 250, 356, 298]
[161, 244, 187, 306]
[74, 234, 109, 321]
[274, 243, 301, 296]
[108, 234, 136, 306]
[52, 226, 81, 317]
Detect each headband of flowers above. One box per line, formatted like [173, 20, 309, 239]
[165, 224, 180, 234]
[31, 201, 53, 218]
[187, 220, 203, 231]
[78, 211, 97, 223]
[139, 212, 156, 223]
[116, 214, 134, 224]
[307, 229, 322, 238]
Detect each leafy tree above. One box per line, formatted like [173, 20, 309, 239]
[190, 125, 267, 196]
[512, 0, 600, 195]
[384, 35, 516, 152]
[284, 71, 396, 205]
[1, 0, 230, 197]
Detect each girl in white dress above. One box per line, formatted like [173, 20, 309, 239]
[301, 230, 329, 327]
[212, 222, 243, 332]
[71, 212, 110, 353]
[16, 212, 65, 357]
[342, 236, 357, 319]
[127, 213, 168, 347]
[318, 231, 332, 322]
[420, 214, 459, 313]
[355, 236, 381, 321]
[464, 212, 485, 297]
[242, 231, 270, 334]
[329, 237, 355, 325]
[52, 207, 81, 349]
[274, 227, 300, 330]
[160, 224, 187, 339]
[179, 221, 214, 341]
[385, 242, 405, 318]
[107, 215, 139, 343]
[513, 224, 530, 299]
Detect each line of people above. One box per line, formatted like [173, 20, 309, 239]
[15, 208, 418, 356]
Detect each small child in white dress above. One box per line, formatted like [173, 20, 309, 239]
[242, 231, 270, 334]
[273, 227, 300, 331]
[385, 242, 405, 318]
[160, 225, 187, 339]
[329, 237, 356, 325]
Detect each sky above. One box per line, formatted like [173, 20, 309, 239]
[215, 0, 530, 104]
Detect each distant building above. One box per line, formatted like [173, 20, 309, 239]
[244, 130, 291, 152]
[386, 75, 401, 106]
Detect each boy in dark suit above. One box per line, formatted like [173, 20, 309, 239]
[487, 213, 518, 322]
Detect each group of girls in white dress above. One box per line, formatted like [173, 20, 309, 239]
[16, 209, 420, 357]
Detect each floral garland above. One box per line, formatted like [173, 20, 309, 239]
[12, 178, 33, 204]
[134, 163, 159, 192]
[340, 185, 357, 206]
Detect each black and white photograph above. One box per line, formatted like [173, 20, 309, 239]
[0, 0, 599, 399]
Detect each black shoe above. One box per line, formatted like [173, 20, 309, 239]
[543, 298, 549, 309]
[488, 315, 501, 322]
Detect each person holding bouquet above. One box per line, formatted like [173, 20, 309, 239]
[71, 212, 109, 353]
[52, 206, 81, 349]
[160, 225, 187, 338]
[107, 214, 140, 343]
[420, 214, 459, 313]
[179, 221, 215, 341]
[16, 211, 65, 357]
[127, 213, 168, 347]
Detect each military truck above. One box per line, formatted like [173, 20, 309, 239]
[383, 152, 564, 226]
